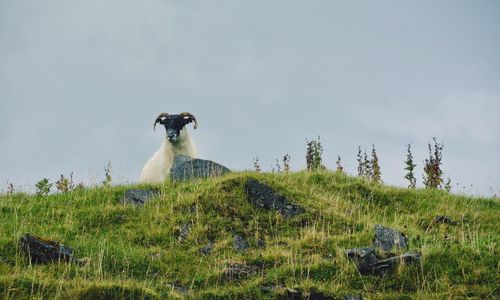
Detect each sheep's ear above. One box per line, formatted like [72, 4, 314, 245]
[180, 112, 198, 129]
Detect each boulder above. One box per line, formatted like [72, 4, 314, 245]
[373, 224, 407, 252]
[19, 234, 74, 264]
[121, 188, 159, 206]
[244, 179, 305, 218]
[170, 155, 231, 181]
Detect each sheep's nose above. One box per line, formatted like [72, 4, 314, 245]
[167, 132, 176, 141]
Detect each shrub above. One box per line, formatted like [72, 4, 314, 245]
[55, 173, 75, 193]
[423, 138, 444, 189]
[35, 178, 52, 196]
[306, 136, 323, 171]
[404, 144, 417, 189]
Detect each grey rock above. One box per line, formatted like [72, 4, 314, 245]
[373, 224, 407, 252]
[233, 235, 249, 251]
[370, 252, 421, 275]
[346, 247, 378, 275]
[222, 262, 256, 280]
[200, 242, 214, 255]
[244, 179, 305, 218]
[434, 215, 457, 225]
[19, 234, 74, 264]
[346, 247, 420, 275]
[121, 189, 159, 206]
[170, 155, 231, 181]
[309, 289, 335, 300]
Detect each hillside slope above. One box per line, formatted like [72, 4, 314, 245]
[0, 172, 498, 299]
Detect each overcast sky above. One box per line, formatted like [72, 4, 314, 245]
[1, 1, 499, 196]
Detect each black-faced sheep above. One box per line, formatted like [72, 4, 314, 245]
[139, 112, 198, 183]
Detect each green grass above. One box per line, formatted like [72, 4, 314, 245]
[0, 171, 498, 299]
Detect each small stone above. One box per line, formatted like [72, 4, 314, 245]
[19, 234, 74, 264]
[256, 238, 266, 248]
[434, 215, 457, 225]
[373, 225, 407, 252]
[177, 224, 191, 242]
[233, 235, 249, 251]
[121, 189, 159, 206]
[200, 242, 214, 255]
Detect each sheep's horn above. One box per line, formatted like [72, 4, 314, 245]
[153, 112, 169, 131]
[180, 112, 198, 129]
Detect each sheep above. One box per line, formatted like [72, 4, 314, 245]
[138, 112, 198, 183]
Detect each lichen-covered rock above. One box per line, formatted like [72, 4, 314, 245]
[244, 179, 305, 218]
[19, 234, 74, 264]
[170, 155, 231, 181]
[222, 262, 256, 280]
[373, 224, 407, 252]
[121, 189, 159, 206]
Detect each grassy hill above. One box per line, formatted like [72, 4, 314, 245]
[0, 171, 498, 299]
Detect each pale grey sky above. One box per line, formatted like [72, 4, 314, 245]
[1, 1, 499, 196]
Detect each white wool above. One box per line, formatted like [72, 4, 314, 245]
[138, 128, 197, 183]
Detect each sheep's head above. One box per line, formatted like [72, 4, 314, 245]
[153, 112, 198, 143]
